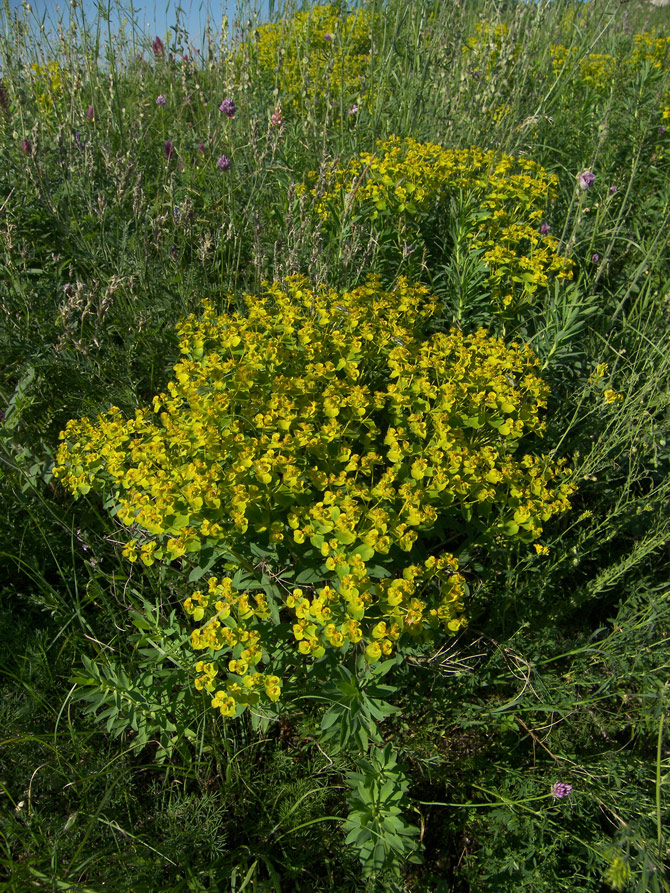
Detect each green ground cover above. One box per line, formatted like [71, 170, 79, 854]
[0, 0, 669, 889]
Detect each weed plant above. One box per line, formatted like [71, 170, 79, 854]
[1, 0, 669, 890]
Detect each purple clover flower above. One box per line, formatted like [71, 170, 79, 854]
[552, 782, 573, 799]
[349, 104, 359, 116]
[156, 94, 167, 106]
[198, 142, 206, 153]
[152, 36, 165, 58]
[217, 154, 231, 171]
[219, 98, 236, 118]
[592, 253, 600, 264]
[540, 223, 551, 236]
[21, 138, 32, 156]
[578, 170, 596, 190]
[324, 32, 333, 42]
[609, 185, 617, 195]
[164, 139, 174, 161]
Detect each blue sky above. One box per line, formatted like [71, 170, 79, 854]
[6, 0, 276, 55]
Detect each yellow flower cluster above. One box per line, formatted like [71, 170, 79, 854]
[550, 45, 617, 93]
[30, 61, 63, 113]
[631, 31, 670, 122]
[55, 277, 575, 717]
[630, 30, 670, 73]
[551, 30, 670, 119]
[317, 137, 573, 313]
[463, 22, 520, 75]
[244, 4, 376, 118]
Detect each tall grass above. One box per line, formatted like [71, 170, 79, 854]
[1, 0, 669, 889]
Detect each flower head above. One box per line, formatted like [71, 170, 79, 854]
[21, 138, 32, 156]
[552, 782, 573, 799]
[271, 103, 283, 128]
[324, 32, 334, 42]
[578, 170, 595, 190]
[86, 104, 94, 121]
[156, 94, 167, 106]
[591, 252, 600, 264]
[217, 154, 231, 171]
[164, 139, 174, 161]
[609, 185, 617, 195]
[349, 104, 359, 116]
[659, 125, 667, 136]
[219, 98, 236, 118]
[152, 36, 165, 58]
[540, 223, 551, 236]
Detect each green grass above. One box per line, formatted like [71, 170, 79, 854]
[1, 0, 669, 889]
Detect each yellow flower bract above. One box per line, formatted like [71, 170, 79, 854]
[317, 137, 573, 314]
[55, 277, 575, 718]
[243, 4, 376, 118]
[30, 61, 64, 112]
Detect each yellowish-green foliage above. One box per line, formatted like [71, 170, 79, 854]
[462, 22, 520, 76]
[317, 137, 573, 313]
[550, 44, 617, 92]
[631, 31, 670, 121]
[630, 29, 670, 72]
[551, 30, 670, 118]
[246, 3, 376, 117]
[29, 61, 64, 113]
[55, 278, 574, 718]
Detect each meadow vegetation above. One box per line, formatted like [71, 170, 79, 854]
[0, 0, 669, 889]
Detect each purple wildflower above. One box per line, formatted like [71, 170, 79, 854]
[552, 782, 573, 799]
[609, 185, 617, 195]
[21, 138, 32, 156]
[164, 139, 174, 161]
[271, 104, 283, 128]
[198, 142, 206, 153]
[156, 94, 167, 106]
[217, 154, 231, 171]
[75, 529, 88, 553]
[86, 104, 95, 121]
[578, 170, 596, 190]
[540, 223, 551, 236]
[592, 253, 600, 264]
[152, 36, 165, 58]
[219, 98, 236, 118]
[324, 32, 334, 42]
[659, 125, 667, 136]
[349, 104, 359, 116]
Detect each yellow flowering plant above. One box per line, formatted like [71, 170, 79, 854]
[239, 4, 377, 120]
[315, 137, 573, 322]
[550, 31, 670, 120]
[55, 277, 575, 720]
[29, 61, 64, 114]
[550, 45, 618, 96]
